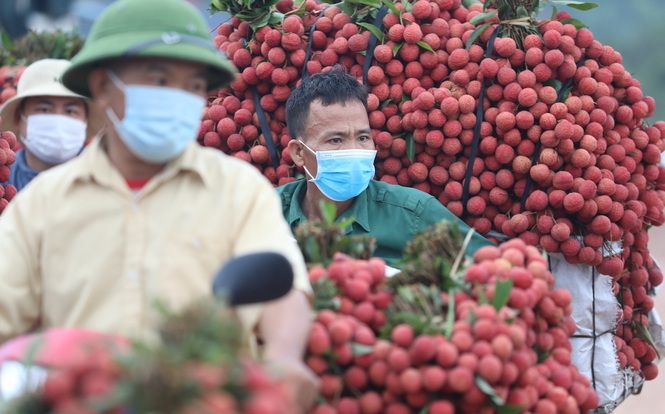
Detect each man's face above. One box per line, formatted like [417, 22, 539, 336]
[97, 57, 209, 121]
[19, 96, 87, 137]
[293, 99, 374, 178]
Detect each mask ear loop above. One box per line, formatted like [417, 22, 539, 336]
[103, 70, 127, 127]
[299, 140, 318, 181]
[105, 70, 126, 92]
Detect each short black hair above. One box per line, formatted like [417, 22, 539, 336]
[285, 67, 368, 141]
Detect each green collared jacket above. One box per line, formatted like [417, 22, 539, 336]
[276, 179, 495, 265]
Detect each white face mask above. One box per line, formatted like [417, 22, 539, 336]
[22, 114, 87, 164]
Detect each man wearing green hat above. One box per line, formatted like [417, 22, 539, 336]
[0, 0, 318, 409]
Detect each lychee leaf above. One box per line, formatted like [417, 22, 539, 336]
[475, 283, 489, 305]
[470, 10, 497, 26]
[547, 0, 598, 11]
[465, 23, 491, 50]
[561, 18, 588, 29]
[392, 42, 403, 57]
[357, 22, 385, 42]
[380, 98, 394, 108]
[416, 41, 434, 53]
[492, 279, 513, 311]
[268, 12, 285, 25]
[475, 377, 502, 404]
[633, 319, 662, 359]
[320, 200, 337, 225]
[515, 5, 530, 19]
[248, 12, 273, 30]
[406, 133, 415, 162]
[350, 342, 374, 356]
[443, 288, 455, 338]
[381, 0, 401, 16]
[543, 78, 563, 91]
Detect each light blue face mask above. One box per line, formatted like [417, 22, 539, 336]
[105, 70, 205, 164]
[301, 142, 377, 202]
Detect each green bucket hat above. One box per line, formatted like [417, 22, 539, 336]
[61, 0, 237, 97]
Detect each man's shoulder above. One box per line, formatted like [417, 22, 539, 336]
[275, 179, 303, 196]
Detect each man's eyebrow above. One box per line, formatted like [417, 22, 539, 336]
[33, 99, 55, 106]
[145, 64, 207, 80]
[145, 64, 169, 73]
[322, 128, 372, 137]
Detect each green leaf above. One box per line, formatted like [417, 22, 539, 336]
[561, 17, 588, 29]
[515, 5, 530, 18]
[443, 289, 455, 338]
[320, 200, 337, 225]
[268, 12, 285, 25]
[492, 279, 513, 311]
[248, 12, 273, 30]
[392, 42, 403, 56]
[357, 22, 385, 42]
[547, 0, 598, 11]
[1, 31, 15, 51]
[543, 78, 563, 91]
[210, 0, 224, 12]
[550, 5, 558, 20]
[465, 22, 491, 49]
[406, 133, 415, 162]
[397, 285, 416, 302]
[496, 404, 523, 414]
[633, 319, 662, 359]
[475, 377, 501, 403]
[475, 283, 489, 305]
[350, 342, 375, 356]
[51, 33, 66, 59]
[469, 10, 497, 25]
[337, 217, 356, 229]
[381, 0, 402, 16]
[416, 41, 434, 52]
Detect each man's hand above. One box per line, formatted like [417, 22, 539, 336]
[265, 356, 320, 412]
[259, 289, 319, 412]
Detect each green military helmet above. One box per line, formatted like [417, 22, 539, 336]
[62, 0, 237, 97]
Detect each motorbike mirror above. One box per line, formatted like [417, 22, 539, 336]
[212, 252, 294, 306]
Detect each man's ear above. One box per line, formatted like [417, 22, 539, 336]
[287, 139, 305, 167]
[87, 68, 111, 106]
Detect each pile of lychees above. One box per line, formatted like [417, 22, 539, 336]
[304, 222, 598, 413]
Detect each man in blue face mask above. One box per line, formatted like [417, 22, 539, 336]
[0, 0, 319, 410]
[278, 69, 494, 265]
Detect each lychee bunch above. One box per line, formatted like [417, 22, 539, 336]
[305, 235, 598, 413]
[0, 129, 18, 214]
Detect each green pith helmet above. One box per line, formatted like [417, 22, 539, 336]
[61, 0, 237, 97]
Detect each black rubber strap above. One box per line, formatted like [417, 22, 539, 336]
[251, 86, 280, 168]
[302, 5, 330, 81]
[362, 5, 389, 86]
[462, 25, 502, 214]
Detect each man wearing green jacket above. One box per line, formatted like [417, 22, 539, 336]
[278, 69, 493, 265]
